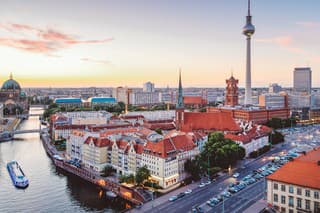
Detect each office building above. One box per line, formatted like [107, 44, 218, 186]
[143, 82, 155, 92]
[293, 67, 312, 94]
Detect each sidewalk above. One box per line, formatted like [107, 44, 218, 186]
[243, 199, 267, 213]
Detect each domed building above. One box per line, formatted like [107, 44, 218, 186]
[0, 73, 28, 115]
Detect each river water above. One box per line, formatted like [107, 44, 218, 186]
[0, 107, 127, 212]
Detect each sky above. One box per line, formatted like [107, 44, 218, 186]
[0, 0, 319, 88]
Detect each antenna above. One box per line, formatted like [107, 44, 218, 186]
[248, 0, 251, 16]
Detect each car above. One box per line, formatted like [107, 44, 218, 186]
[221, 191, 232, 198]
[228, 187, 238, 193]
[206, 200, 216, 207]
[233, 173, 240, 178]
[177, 192, 185, 199]
[169, 196, 178, 201]
[184, 189, 193, 194]
[205, 180, 211, 185]
[198, 183, 206, 188]
[196, 206, 204, 213]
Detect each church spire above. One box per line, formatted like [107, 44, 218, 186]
[176, 69, 184, 109]
[10, 72, 13, 80]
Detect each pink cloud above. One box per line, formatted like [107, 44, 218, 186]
[296, 21, 320, 28]
[0, 23, 113, 54]
[80, 57, 110, 64]
[256, 36, 304, 54]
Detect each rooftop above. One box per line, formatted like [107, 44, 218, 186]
[267, 147, 320, 190]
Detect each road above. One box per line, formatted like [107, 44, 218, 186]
[149, 142, 294, 213]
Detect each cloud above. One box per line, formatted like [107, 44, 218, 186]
[296, 21, 320, 28]
[256, 36, 304, 54]
[0, 23, 113, 54]
[80, 57, 110, 64]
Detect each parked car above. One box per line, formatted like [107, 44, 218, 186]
[184, 189, 193, 194]
[169, 196, 178, 201]
[233, 173, 240, 178]
[198, 183, 206, 188]
[177, 192, 185, 199]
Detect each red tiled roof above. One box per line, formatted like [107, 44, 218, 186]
[84, 136, 113, 147]
[183, 96, 207, 105]
[134, 144, 144, 154]
[143, 122, 175, 130]
[143, 134, 196, 158]
[267, 147, 320, 190]
[181, 112, 241, 132]
[54, 124, 86, 130]
[224, 125, 271, 144]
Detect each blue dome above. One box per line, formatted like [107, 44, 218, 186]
[2, 79, 21, 90]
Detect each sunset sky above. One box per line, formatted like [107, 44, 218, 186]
[0, 0, 319, 88]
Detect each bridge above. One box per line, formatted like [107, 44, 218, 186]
[13, 129, 41, 135]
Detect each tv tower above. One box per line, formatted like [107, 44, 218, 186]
[243, 0, 255, 105]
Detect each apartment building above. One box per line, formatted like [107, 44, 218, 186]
[267, 148, 320, 213]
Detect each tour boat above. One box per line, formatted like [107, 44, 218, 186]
[7, 161, 29, 188]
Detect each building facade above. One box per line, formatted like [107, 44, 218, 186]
[267, 148, 320, 213]
[293, 67, 312, 94]
[225, 75, 239, 107]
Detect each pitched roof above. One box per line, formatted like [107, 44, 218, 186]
[84, 136, 113, 147]
[224, 125, 271, 144]
[181, 112, 241, 132]
[183, 96, 206, 105]
[143, 134, 196, 158]
[267, 147, 320, 190]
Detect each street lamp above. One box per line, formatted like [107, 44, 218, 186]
[148, 177, 154, 210]
[228, 165, 231, 176]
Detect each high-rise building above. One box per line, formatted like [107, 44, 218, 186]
[143, 82, 155, 92]
[112, 87, 131, 104]
[243, 0, 255, 105]
[225, 75, 239, 106]
[293, 67, 312, 94]
[269, 83, 282, 93]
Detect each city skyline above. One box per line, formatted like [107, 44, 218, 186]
[0, 0, 319, 87]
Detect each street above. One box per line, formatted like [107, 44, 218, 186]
[137, 125, 320, 213]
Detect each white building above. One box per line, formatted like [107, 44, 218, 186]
[293, 67, 312, 94]
[259, 93, 286, 109]
[269, 83, 282, 93]
[143, 82, 155, 92]
[267, 148, 320, 213]
[129, 91, 160, 105]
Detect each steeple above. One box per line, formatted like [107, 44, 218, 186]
[176, 69, 184, 109]
[9, 72, 13, 80]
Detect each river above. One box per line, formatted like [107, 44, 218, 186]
[0, 107, 127, 212]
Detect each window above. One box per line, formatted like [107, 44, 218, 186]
[288, 196, 294, 207]
[297, 198, 302, 208]
[289, 210, 293, 213]
[281, 185, 286, 192]
[315, 191, 320, 199]
[274, 194, 278, 202]
[297, 188, 302, 195]
[306, 190, 310, 197]
[306, 200, 310, 210]
[274, 183, 278, 190]
[315, 202, 320, 213]
[280, 207, 286, 213]
[289, 186, 294, 193]
[281, 195, 286, 204]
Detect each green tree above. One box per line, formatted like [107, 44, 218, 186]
[135, 165, 151, 186]
[154, 128, 162, 135]
[184, 158, 201, 180]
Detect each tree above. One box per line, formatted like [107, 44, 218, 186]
[119, 174, 135, 184]
[201, 132, 245, 169]
[135, 165, 151, 186]
[154, 128, 162, 135]
[184, 158, 201, 180]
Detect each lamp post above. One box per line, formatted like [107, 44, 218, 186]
[148, 177, 154, 210]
